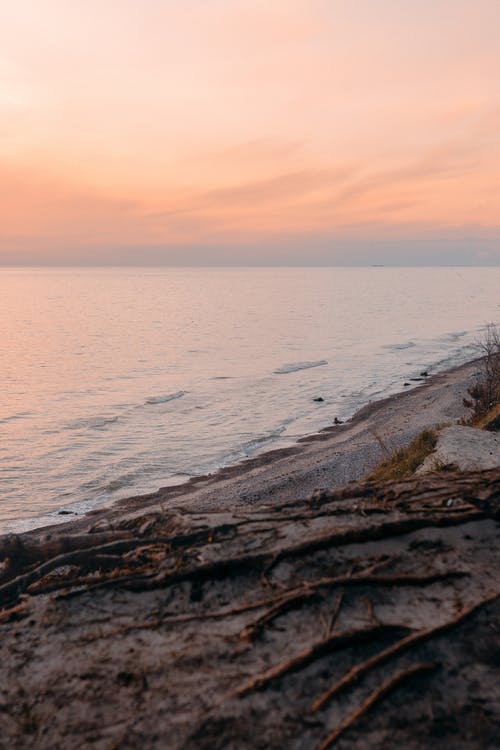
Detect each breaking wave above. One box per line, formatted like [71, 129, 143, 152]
[145, 391, 185, 405]
[64, 415, 120, 431]
[382, 341, 416, 351]
[274, 360, 328, 375]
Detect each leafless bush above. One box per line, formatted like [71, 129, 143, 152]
[463, 324, 500, 419]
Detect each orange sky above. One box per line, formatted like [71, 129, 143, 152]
[1, 0, 499, 264]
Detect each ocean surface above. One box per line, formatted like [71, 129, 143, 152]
[1, 266, 499, 533]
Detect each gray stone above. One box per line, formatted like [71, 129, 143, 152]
[417, 425, 500, 473]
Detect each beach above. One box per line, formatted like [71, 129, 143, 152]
[29, 356, 482, 537]
[0, 355, 499, 749]
[3, 265, 499, 533]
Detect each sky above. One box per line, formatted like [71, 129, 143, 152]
[1, 0, 499, 266]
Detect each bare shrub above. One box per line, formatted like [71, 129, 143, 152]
[463, 324, 500, 420]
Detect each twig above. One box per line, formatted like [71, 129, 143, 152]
[317, 662, 438, 750]
[78, 587, 312, 640]
[239, 589, 319, 643]
[327, 593, 344, 634]
[363, 597, 378, 625]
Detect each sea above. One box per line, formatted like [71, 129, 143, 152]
[1, 266, 499, 533]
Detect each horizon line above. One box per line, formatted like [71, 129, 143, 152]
[1, 263, 500, 269]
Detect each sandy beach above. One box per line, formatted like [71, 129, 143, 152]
[1, 355, 498, 750]
[31, 356, 482, 538]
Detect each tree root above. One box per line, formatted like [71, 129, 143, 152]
[265, 510, 484, 574]
[0, 531, 133, 570]
[0, 512, 471, 611]
[73, 569, 464, 644]
[326, 593, 344, 635]
[78, 588, 313, 641]
[0, 539, 155, 607]
[317, 662, 438, 750]
[311, 592, 499, 713]
[237, 570, 468, 643]
[0, 599, 29, 624]
[231, 624, 410, 698]
[239, 589, 320, 643]
[308, 570, 468, 592]
[0, 483, 486, 610]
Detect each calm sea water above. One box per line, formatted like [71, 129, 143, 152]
[1, 267, 499, 532]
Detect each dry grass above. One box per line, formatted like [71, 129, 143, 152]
[463, 324, 500, 422]
[368, 429, 438, 482]
[469, 403, 500, 431]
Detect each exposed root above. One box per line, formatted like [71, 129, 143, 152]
[0, 539, 144, 606]
[317, 662, 438, 750]
[231, 624, 410, 698]
[266, 511, 484, 573]
[0, 599, 29, 624]
[74, 569, 466, 644]
[0, 513, 471, 610]
[239, 589, 319, 643]
[78, 589, 310, 641]
[0, 531, 133, 570]
[363, 597, 378, 625]
[326, 593, 344, 635]
[0, 467, 498, 749]
[311, 592, 499, 713]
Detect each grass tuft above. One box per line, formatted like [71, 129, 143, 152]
[468, 403, 500, 431]
[368, 429, 438, 482]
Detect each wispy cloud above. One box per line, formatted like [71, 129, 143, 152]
[0, 2, 499, 262]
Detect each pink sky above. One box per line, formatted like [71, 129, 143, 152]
[1, 0, 499, 264]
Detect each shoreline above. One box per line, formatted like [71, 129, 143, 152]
[2, 353, 498, 749]
[15, 355, 481, 541]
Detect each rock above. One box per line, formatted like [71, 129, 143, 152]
[420, 371, 429, 377]
[313, 397, 324, 402]
[417, 426, 500, 474]
[334, 417, 344, 424]
[403, 382, 410, 387]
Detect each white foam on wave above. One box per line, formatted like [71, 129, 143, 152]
[382, 341, 416, 351]
[65, 415, 120, 431]
[240, 420, 294, 455]
[0, 411, 33, 425]
[145, 390, 185, 405]
[274, 360, 328, 375]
